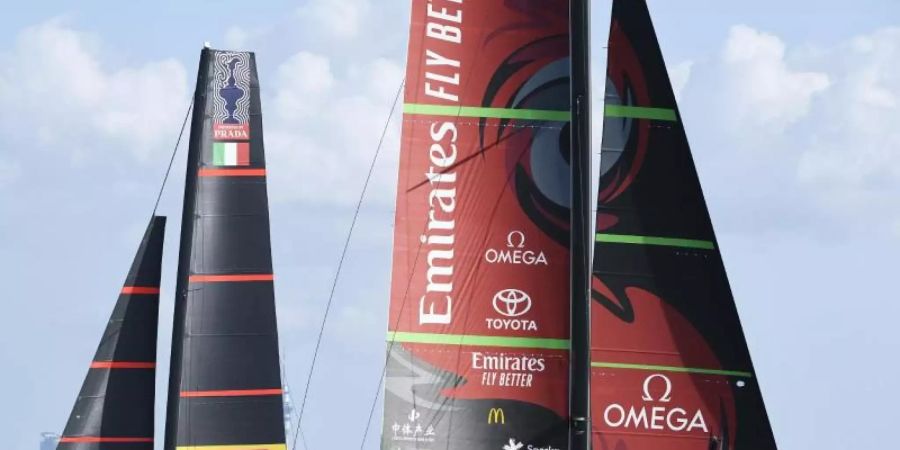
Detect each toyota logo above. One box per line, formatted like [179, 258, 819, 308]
[492, 288, 533, 317]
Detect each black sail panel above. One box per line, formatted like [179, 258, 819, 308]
[164, 49, 285, 450]
[57, 216, 166, 450]
[590, 1, 778, 449]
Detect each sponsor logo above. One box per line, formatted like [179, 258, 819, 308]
[492, 288, 532, 317]
[484, 231, 549, 266]
[502, 438, 559, 450]
[487, 288, 538, 332]
[472, 352, 545, 388]
[390, 408, 436, 443]
[603, 374, 708, 433]
[418, 122, 458, 326]
[213, 52, 251, 141]
[503, 439, 524, 450]
[487, 408, 505, 425]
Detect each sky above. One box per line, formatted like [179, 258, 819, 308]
[1, 0, 898, 449]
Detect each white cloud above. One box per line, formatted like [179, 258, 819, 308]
[265, 51, 403, 206]
[724, 25, 831, 129]
[711, 25, 900, 236]
[668, 60, 694, 101]
[0, 19, 189, 162]
[224, 26, 251, 49]
[296, 0, 372, 40]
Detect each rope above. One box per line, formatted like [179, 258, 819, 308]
[150, 99, 193, 219]
[290, 78, 406, 450]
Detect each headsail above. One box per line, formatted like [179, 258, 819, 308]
[590, 1, 778, 448]
[382, 1, 573, 448]
[57, 216, 166, 449]
[164, 49, 285, 450]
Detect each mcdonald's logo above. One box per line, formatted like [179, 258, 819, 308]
[487, 408, 505, 425]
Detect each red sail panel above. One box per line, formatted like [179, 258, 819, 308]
[590, 1, 778, 449]
[382, 1, 572, 448]
[164, 49, 285, 450]
[57, 216, 165, 450]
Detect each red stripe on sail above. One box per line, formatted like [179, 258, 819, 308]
[198, 168, 266, 177]
[59, 437, 153, 443]
[121, 286, 160, 294]
[180, 388, 283, 398]
[90, 361, 156, 369]
[189, 274, 274, 283]
[237, 142, 250, 166]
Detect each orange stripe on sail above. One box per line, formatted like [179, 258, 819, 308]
[121, 286, 160, 294]
[90, 361, 156, 369]
[59, 437, 153, 443]
[198, 168, 266, 177]
[180, 388, 283, 398]
[188, 274, 274, 283]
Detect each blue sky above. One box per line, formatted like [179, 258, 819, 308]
[1, 1, 898, 449]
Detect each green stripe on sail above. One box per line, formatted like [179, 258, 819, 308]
[403, 103, 571, 121]
[387, 331, 570, 350]
[212, 143, 225, 166]
[605, 105, 678, 121]
[592, 361, 753, 378]
[596, 233, 716, 250]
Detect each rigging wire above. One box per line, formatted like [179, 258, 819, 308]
[150, 98, 194, 219]
[290, 77, 406, 450]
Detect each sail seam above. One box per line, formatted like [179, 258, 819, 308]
[188, 274, 274, 283]
[180, 388, 283, 398]
[387, 331, 570, 350]
[596, 233, 715, 250]
[403, 103, 571, 121]
[120, 286, 160, 294]
[592, 361, 752, 378]
[604, 104, 678, 121]
[175, 445, 286, 450]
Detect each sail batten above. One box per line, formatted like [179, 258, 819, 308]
[164, 48, 285, 450]
[57, 216, 165, 450]
[590, 1, 778, 448]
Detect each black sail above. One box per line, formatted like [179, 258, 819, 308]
[589, 1, 778, 449]
[164, 48, 285, 450]
[58, 216, 166, 450]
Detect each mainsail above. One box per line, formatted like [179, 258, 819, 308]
[164, 48, 285, 450]
[57, 216, 166, 449]
[383, 1, 573, 448]
[590, 1, 778, 448]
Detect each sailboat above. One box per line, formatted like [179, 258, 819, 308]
[56, 48, 286, 450]
[56, 217, 165, 448]
[382, 0, 778, 449]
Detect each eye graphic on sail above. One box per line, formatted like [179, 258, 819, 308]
[382, 1, 572, 448]
[590, 1, 779, 449]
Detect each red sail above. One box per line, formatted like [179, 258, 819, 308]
[590, 1, 778, 449]
[382, 1, 572, 448]
[57, 216, 166, 449]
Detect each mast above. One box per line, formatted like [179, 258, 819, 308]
[57, 216, 166, 449]
[164, 48, 285, 450]
[589, 1, 778, 448]
[382, 1, 574, 448]
[569, 0, 592, 447]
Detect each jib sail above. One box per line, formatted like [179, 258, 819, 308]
[590, 1, 778, 448]
[164, 48, 285, 450]
[57, 216, 166, 449]
[382, 1, 573, 448]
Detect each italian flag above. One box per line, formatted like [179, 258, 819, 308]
[213, 142, 250, 166]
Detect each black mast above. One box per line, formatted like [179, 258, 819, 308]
[569, 0, 592, 448]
